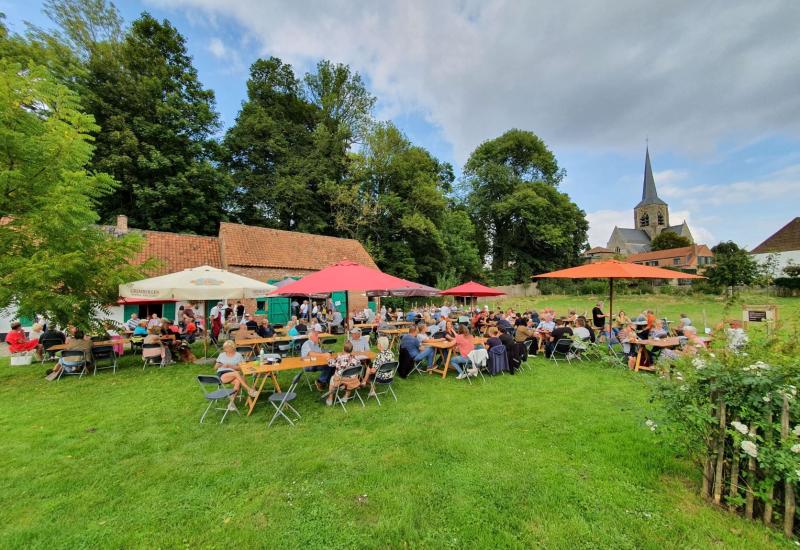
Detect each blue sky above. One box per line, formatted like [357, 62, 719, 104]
[4, 0, 799, 249]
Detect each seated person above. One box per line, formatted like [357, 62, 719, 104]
[181, 315, 197, 342]
[362, 336, 395, 389]
[535, 315, 555, 334]
[124, 313, 140, 332]
[675, 313, 692, 335]
[243, 314, 258, 331]
[449, 325, 477, 379]
[5, 321, 39, 354]
[301, 328, 333, 391]
[215, 340, 257, 410]
[514, 318, 536, 343]
[399, 325, 435, 368]
[498, 325, 515, 351]
[45, 329, 93, 380]
[256, 319, 274, 338]
[577, 316, 596, 343]
[573, 318, 592, 341]
[597, 323, 620, 345]
[147, 313, 161, 329]
[651, 319, 668, 339]
[38, 326, 66, 356]
[132, 320, 149, 337]
[330, 310, 343, 327]
[144, 327, 173, 363]
[324, 341, 362, 406]
[485, 327, 503, 350]
[287, 319, 299, 337]
[29, 323, 44, 344]
[295, 320, 308, 334]
[545, 318, 573, 358]
[348, 328, 370, 353]
[415, 323, 429, 344]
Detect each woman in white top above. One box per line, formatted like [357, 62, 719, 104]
[215, 340, 257, 408]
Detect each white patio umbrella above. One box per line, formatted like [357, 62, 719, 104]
[119, 265, 276, 363]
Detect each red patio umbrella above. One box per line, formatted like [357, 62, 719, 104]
[268, 260, 428, 320]
[440, 281, 505, 309]
[532, 259, 704, 327]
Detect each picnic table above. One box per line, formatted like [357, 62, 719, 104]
[422, 337, 486, 379]
[240, 351, 376, 415]
[234, 333, 333, 354]
[45, 339, 132, 352]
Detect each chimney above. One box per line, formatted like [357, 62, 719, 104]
[116, 215, 128, 234]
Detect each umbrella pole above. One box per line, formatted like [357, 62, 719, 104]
[608, 279, 614, 350]
[195, 299, 215, 365]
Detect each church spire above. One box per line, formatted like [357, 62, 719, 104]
[636, 146, 667, 207]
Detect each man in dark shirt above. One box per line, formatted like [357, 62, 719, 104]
[399, 325, 435, 368]
[256, 319, 274, 338]
[545, 318, 574, 358]
[244, 314, 258, 331]
[498, 326, 515, 350]
[591, 301, 606, 329]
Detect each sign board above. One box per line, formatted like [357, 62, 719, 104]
[742, 304, 778, 328]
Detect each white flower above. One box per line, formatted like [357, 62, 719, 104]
[741, 440, 758, 458]
[709, 353, 716, 358]
[730, 421, 749, 435]
[792, 444, 800, 454]
[675, 371, 684, 381]
[793, 425, 800, 437]
[692, 358, 706, 370]
[763, 394, 771, 403]
[645, 419, 658, 431]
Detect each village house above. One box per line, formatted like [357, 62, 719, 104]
[750, 217, 800, 277]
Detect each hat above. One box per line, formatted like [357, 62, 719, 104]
[244, 313, 251, 318]
[311, 323, 323, 333]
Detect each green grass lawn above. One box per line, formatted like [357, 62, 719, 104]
[0, 329, 794, 549]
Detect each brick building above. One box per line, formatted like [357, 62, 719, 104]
[626, 244, 714, 283]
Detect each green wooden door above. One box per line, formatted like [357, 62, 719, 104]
[163, 302, 176, 321]
[367, 300, 376, 312]
[267, 297, 290, 325]
[332, 291, 348, 318]
[123, 304, 138, 322]
[18, 314, 33, 327]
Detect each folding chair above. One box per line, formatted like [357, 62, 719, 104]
[39, 337, 65, 364]
[276, 343, 293, 358]
[568, 339, 589, 362]
[291, 337, 308, 357]
[58, 350, 88, 380]
[320, 337, 338, 349]
[267, 372, 303, 427]
[367, 362, 399, 405]
[129, 335, 144, 355]
[141, 343, 165, 370]
[197, 374, 238, 423]
[332, 365, 366, 412]
[92, 344, 118, 374]
[549, 339, 575, 364]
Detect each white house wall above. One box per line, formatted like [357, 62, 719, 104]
[753, 251, 800, 276]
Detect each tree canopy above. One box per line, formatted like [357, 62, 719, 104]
[463, 129, 586, 284]
[650, 231, 692, 251]
[0, 59, 147, 330]
[705, 241, 759, 290]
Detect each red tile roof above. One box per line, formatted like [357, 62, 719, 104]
[584, 246, 613, 254]
[627, 244, 713, 264]
[133, 230, 222, 276]
[219, 222, 376, 270]
[751, 217, 800, 254]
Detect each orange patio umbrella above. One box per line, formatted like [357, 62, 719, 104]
[532, 259, 704, 327]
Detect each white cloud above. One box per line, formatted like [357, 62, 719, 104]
[586, 209, 630, 248]
[208, 37, 227, 59]
[653, 169, 687, 185]
[147, 0, 800, 164]
[661, 164, 800, 206]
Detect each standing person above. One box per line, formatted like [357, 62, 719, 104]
[210, 301, 224, 343]
[235, 301, 245, 322]
[591, 301, 606, 330]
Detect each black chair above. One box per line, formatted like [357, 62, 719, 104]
[332, 365, 366, 412]
[39, 337, 65, 363]
[235, 346, 255, 361]
[267, 372, 303, 427]
[58, 350, 88, 380]
[367, 361, 398, 405]
[92, 344, 118, 375]
[197, 375, 237, 424]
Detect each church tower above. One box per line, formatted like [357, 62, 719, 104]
[633, 147, 669, 240]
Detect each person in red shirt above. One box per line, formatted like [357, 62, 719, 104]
[5, 321, 39, 353]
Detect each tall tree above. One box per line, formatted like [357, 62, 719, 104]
[303, 60, 376, 146]
[0, 60, 147, 330]
[224, 57, 340, 233]
[463, 129, 586, 283]
[87, 13, 229, 234]
[332, 123, 481, 285]
[705, 241, 759, 290]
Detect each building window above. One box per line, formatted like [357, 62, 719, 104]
[657, 211, 665, 225]
[615, 247, 621, 254]
[640, 213, 650, 227]
[673, 257, 681, 265]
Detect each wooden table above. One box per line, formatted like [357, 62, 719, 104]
[235, 333, 333, 350]
[46, 339, 132, 352]
[389, 321, 414, 327]
[240, 351, 375, 415]
[422, 337, 486, 379]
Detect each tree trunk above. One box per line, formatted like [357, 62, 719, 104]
[702, 455, 713, 498]
[763, 411, 774, 525]
[745, 422, 757, 520]
[782, 396, 795, 538]
[714, 401, 727, 505]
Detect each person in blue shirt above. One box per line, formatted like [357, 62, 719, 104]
[399, 325, 435, 368]
[132, 320, 148, 336]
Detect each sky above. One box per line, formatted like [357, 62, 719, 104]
[3, 0, 800, 250]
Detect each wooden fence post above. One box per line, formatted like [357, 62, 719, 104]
[782, 396, 795, 538]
